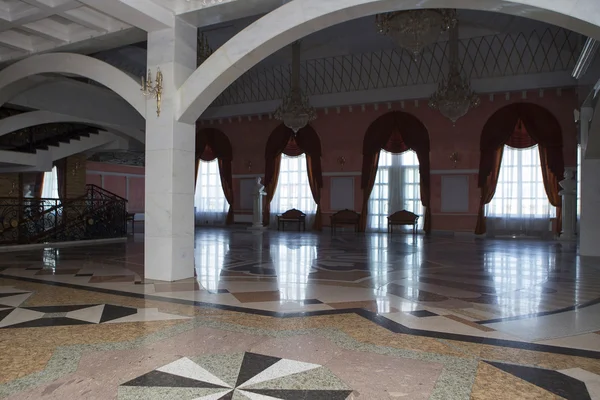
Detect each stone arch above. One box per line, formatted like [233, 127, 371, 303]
[0, 53, 145, 117]
[0, 110, 145, 144]
[177, 0, 600, 124]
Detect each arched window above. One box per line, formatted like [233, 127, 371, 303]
[360, 111, 431, 233]
[476, 105, 564, 236]
[368, 150, 423, 231]
[195, 128, 235, 226]
[487, 144, 555, 236]
[194, 159, 228, 225]
[270, 153, 317, 226]
[41, 166, 59, 199]
[263, 124, 323, 229]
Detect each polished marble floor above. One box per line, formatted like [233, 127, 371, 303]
[1, 228, 600, 399]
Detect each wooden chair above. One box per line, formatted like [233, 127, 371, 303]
[277, 209, 306, 231]
[126, 212, 136, 234]
[387, 210, 419, 235]
[330, 209, 360, 235]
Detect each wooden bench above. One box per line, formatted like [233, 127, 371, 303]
[388, 210, 419, 235]
[126, 212, 142, 234]
[330, 209, 360, 235]
[277, 209, 306, 231]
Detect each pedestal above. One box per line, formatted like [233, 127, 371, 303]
[559, 168, 577, 241]
[248, 192, 267, 231]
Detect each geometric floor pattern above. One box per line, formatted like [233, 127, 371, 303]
[120, 352, 353, 400]
[2, 229, 600, 343]
[486, 361, 593, 400]
[0, 288, 189, 329]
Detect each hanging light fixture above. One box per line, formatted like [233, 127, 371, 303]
[376, 9, 457, 59]
[197, 31, 214, 66]
[274, 41, 317, 133]
[428, 21, 480, 124]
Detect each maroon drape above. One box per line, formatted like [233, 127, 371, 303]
[360, 111, 431, 233]
[34, 173, 44, 198]
[195, 127, 235, 225]
[263, 124, 323, 229]
[476, 103, 564, 235]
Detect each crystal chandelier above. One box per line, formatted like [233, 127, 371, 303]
[428, 21, 480, 124]
[197, 32, 214, 66]
[274, 41, 316, 133]
[376, 9, 457, 59]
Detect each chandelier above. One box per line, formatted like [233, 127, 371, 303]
[197, 32, 214, 66]
[274, 41, 316, 133]
[428, 21, 480, 124]
[376, 9, 457, 59]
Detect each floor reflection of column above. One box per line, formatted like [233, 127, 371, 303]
[253, 231, 263, 267]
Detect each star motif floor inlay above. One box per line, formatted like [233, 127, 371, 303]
[119, 352, 354, 399]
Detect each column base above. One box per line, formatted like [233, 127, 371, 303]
[558, 233, 577, 241]
[248, 225, 267, 231]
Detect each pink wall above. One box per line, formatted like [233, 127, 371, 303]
[86, 162, 145, 212]
[222, 88, 578, 231]
[87, 88, 579, 232]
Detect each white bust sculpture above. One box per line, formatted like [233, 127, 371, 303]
[253, 177, 266, 196]
[249, 177, 266, 230]
[559, 169, 576, 195]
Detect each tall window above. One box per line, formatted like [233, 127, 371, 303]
[41, 167, 59, 199]
[194, 159, 227, 225]
[487, 145, 555, 236]
[368, 150, 422, 231]
[270, 154, 316, 225]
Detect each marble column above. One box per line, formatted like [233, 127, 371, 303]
[580, 158, 600, 256]
[580, 106, 600, 257]
[559, 168, 576, 241]
[144, 19, 197, 281]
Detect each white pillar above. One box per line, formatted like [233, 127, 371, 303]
[145, 19, 197, 281]
[559, 168, 576, 241]
[580, 158, 600, 256]
[580, 106, 600, 257]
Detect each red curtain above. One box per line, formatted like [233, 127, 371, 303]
[263, 124, 323, 230]
[360, 111, 431, 233]
[195, 127, 235, 225]
[34, 173, 44, 198]
[476, 103, 564, 234]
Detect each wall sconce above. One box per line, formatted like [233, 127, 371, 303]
[245, 160, 252, 171]
[141, 68, 163, 117]
[449, 152, 459, 168]
[72, 161, 81, 176]
[337, 156, 346, 170]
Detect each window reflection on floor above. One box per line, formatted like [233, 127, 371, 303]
[194, 232, 229, 292]
[483, 247, 557, 317]
[271, 242, 316, 301]
[369, 234, 423, 313]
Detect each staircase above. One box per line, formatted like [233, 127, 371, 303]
[0, 184, 128, 245]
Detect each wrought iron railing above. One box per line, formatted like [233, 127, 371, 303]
[0, 184, 127, 245]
